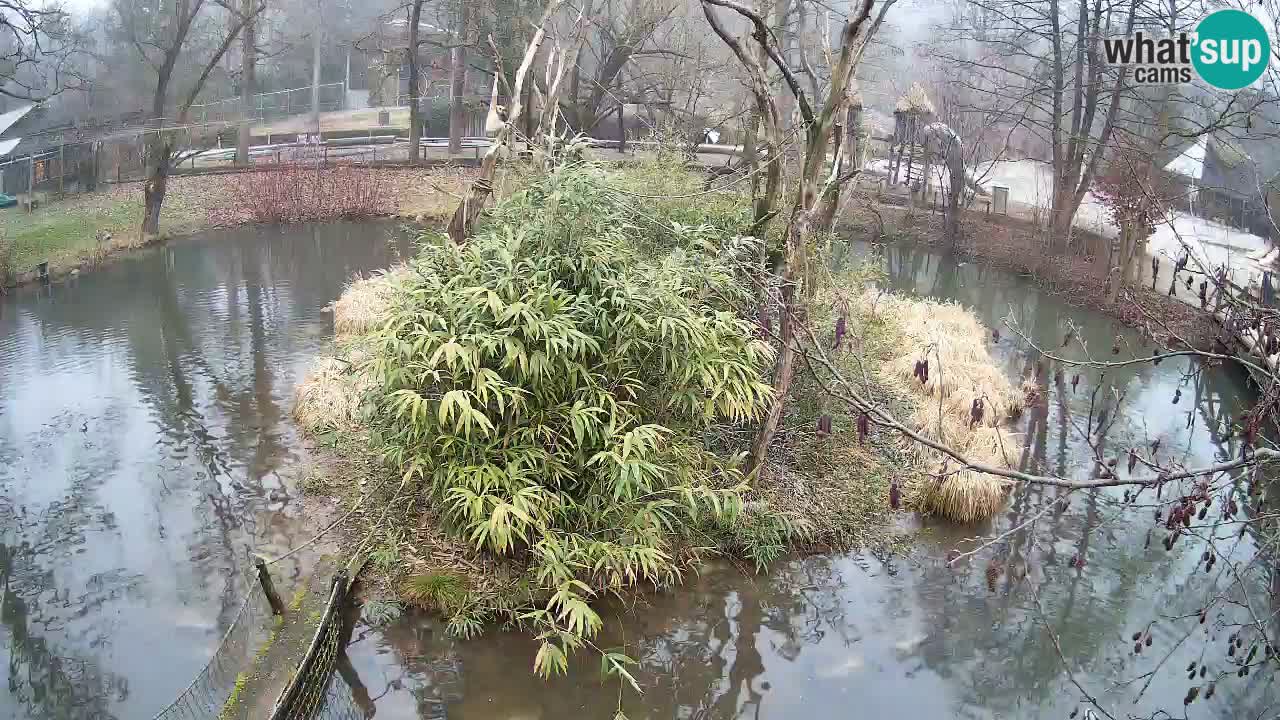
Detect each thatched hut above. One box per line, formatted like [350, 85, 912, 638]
[889, 83, 936, 187]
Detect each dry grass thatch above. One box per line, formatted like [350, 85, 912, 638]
[330, 267, 410, 339]
[296, 270, 406, 432]
[872, 291, 1021, 522]
[293, 351, 377, 433]
[895, 82, 935, 115]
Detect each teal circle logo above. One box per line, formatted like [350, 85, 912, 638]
[1193, 9, 1270, 90]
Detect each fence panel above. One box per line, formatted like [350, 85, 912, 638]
[151, 572, 274, 720]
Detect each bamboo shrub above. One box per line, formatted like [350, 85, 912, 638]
[367, 165, 774, 673]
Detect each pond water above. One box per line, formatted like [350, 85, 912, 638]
[2, 228, 1276, 720]
[0, 222, 414, 720]
[338, 241, 1278, 719]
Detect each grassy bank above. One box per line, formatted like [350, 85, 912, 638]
[0, 165, 475, 287]
[291, 160, 1023, 678]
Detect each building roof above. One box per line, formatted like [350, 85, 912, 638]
[0, 104, 35, 138]
[894, 83, 934, 115]
[1164, 135, 1206, 180]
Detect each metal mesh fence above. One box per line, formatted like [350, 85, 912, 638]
[150, 572, 274, 720]
[270, 571, 350, 720]
[190, 84, 348, 126]
[312, 664, 369, 720]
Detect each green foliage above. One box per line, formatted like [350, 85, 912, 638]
[606, 157, 752, 243]
[368, 538, 402, 573]
[367, 163, 774, 673]
[728, 510, 812, 572]
[401, 571, 468, 613]
[218, 672, 250, 720]
[361, 599, 404, 628]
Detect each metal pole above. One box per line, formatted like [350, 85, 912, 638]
[58, 140, 64, 195]
[26, 156, 33, 212]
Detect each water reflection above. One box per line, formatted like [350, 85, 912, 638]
[0, 222, 414, 720]
[345, 241, 1277, 719]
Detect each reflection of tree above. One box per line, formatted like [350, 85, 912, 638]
[0, 221, 415, 718]
[1, 542, 125, 720]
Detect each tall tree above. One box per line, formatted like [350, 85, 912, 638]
[447, 0, 470, 154]
[933, 0, 1138, 252]
[235, 0, 256, 165]
[407, 0, 424, 162]
[118, 0, 265, 236]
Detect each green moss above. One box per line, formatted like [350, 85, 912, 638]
[401, 571, 468, 613]
[218, 672, 250, 720]
[288, 585, 308, 612]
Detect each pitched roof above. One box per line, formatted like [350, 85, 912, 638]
[1163, 135, 1206, 180]
[0, 104, 35, 137]
[895, 83, 934, 115]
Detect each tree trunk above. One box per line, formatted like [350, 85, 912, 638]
[748, 211, 805, 472]
[142, 136, 169, 237]
[773, 0, 794, 129]
[814, 122, 845, 232]
[1106, 221, 1134, 306]
[236, 0, 255, 166]
[310, 4, 322, 133]
[847, 104, 862, 171]
[741, 109, 758, 168]
[1049, 185, 1077, 252]
[945, 158, 962, 246]
[447, 0, 562, 242]
[447, 4, 470, 156]
[407, 0, 423, 163]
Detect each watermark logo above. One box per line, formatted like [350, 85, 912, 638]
[1103, 9, 1270, 90]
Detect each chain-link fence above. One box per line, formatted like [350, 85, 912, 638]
[150, 572, 274, 720]
[269, 570, 351, 720]
[190, 84, 349, 126]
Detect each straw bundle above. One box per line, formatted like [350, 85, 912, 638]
[297, 269, 403, 432]
[894, 82, 935, 115]
[293, 352, 376, 432]
[330, 267, 410, 339]
[872, 292, 1021, 522]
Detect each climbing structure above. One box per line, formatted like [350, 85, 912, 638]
[888, 82, 936, 189]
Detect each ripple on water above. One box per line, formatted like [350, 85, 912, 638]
[0, 221, 415, 720]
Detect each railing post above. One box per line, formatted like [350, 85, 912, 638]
[255, 555, 286, 615]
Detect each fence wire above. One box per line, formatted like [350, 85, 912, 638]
[151, 572, 274, 720]
[313, 665, 371, 720]
[271, 571, 351, 720]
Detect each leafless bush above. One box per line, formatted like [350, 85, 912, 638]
[229, 159, 389, 224]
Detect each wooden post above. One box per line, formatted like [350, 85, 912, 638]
[57, 140, 64, 196]
[26, 156, 33, 213]
[255, 555, 286, 615]
[616, 76, 626, 154]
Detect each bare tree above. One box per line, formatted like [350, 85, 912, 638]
[408, 0, 425, 162]
[235, 0, 256, 165]
[932, 0, 1138, 252]
[447, 0, 470, 154]
[701, 0, 880, 473]
[0, 1, 86, 101]
[118, 0, 265, 236]
[562, 0, 680, 134]
[445, 0, 569, 243]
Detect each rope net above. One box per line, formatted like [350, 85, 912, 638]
[151, 573, 273, 720]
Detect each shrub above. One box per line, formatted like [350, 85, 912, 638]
[228, 157, 388, 224]
[366, 164, 774, 672]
